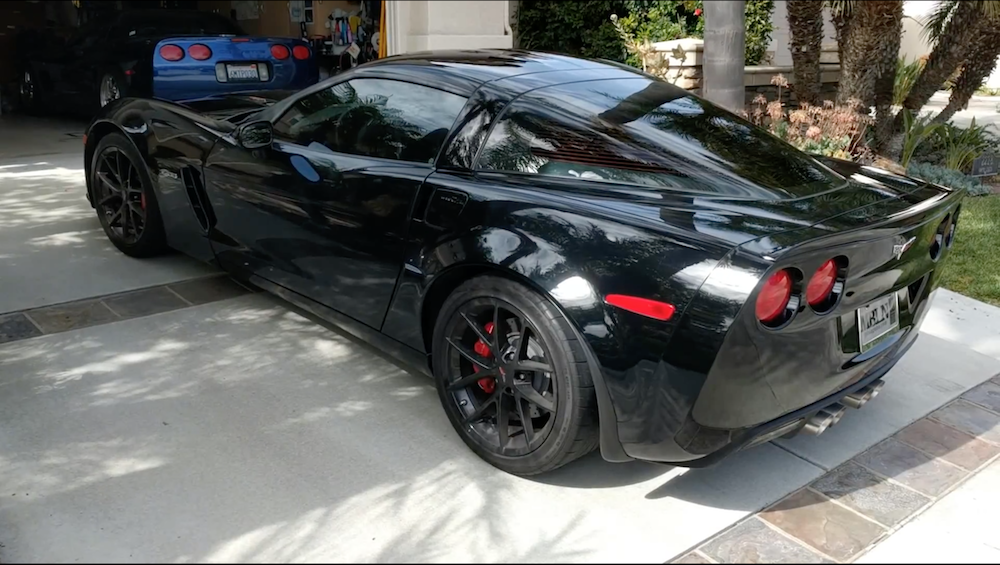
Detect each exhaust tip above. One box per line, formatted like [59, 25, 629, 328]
[843, 380, 886, 409]
[803, 403, 848, 436]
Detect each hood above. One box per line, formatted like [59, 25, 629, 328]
[179, 91, 296, 120]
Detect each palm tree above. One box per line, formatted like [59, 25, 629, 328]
[702, 0, 747, 113]
[871, 1, 904, 150]
[895, 0, 1000, 129]
[835, 1, 903, 109]
[932, 14, 1000, 123]
[786, 0, 824, 105]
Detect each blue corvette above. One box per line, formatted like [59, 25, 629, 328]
[18, 9, 319, 115]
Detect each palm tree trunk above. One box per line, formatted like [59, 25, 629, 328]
[787, 0, 824, 105]
[895, 0, 986, 129]
[703, 0, 747, 113]
[872, 1, 904, 151]
[838, 1, 901, 108]
[831, 5, 853, 73]
[933, 22, 1000, 124]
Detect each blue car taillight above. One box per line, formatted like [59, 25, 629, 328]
[188, 44, 212, 60]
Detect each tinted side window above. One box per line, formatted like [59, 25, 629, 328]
[476, 78, 844, 200]
[273, 79, 468, 164]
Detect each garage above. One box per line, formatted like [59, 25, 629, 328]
[0, 0, 397, 116]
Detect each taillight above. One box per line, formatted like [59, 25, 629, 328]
[806, 259, 838, 306]
[270, 44, 290, 60]
[756, 269, 793, 324]
[159, 44, 184, 61]
[188, 44, 212, 60]
[292, 45, 311, 60]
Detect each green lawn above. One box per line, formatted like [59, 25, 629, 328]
[940, 195, 1000, 307]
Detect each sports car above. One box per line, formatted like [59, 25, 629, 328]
[82, 49, 964, 476]
[19, 9, 318, 116]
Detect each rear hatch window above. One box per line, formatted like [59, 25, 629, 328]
[476, 78, 849, 201]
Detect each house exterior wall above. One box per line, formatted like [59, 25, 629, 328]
[387, 0, 512, 54]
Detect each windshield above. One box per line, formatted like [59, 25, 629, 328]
[476, 78, 848, 200]
[113, 11, 243, 38]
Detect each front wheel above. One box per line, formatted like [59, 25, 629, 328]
[90, 133, 168, 257]
[19, 69, 41, 114]
[432, 276, 600, 475]
[98, 70, 127, 108]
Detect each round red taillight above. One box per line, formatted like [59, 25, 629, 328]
[292, 45, 311, 60]
[270, 44, 290, 60]
[159, 44, 184, 61]
[756, 269, 793, 323]
[807, 259, 838, 306]
[188, 44, 212, 60]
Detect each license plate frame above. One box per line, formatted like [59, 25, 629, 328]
[225, 63, 260, 82]
[857, 293, 900, 352]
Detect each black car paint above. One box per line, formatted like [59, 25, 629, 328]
[84, 50, 964, 466]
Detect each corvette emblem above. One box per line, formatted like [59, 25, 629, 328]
[893, 236, 916, 260]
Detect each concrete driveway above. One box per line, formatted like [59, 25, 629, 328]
[2, 116, 999, 563]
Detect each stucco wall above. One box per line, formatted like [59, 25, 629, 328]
[390, 0, 512, 54]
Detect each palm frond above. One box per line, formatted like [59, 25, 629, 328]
[826, 0, 859, 16]
[922, 0, 959, 43]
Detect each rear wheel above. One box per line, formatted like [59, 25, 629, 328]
[90, 133, 167, 257]
[432, 276, 600, 475]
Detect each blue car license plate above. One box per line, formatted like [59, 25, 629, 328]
[226, 63, 260, 82]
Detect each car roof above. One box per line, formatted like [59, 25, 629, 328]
[361, 49, 650, 95]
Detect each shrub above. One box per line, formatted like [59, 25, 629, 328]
[745, 75, 873, 161]
[936, 119, 997, 172]
[516, 0, 774, 66]
[907, 162, 990, 196]
[899, 109, 943, 168]
[744, 0, 776, 66]
[515, 1, 630, 62]
[894, 56, 925, 106]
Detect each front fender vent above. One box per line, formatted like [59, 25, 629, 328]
[180, 166, 215, 232]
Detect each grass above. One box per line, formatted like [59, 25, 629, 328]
[940, 195, 1000, 306]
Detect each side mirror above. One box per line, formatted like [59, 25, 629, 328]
[236, 120, 273, 149]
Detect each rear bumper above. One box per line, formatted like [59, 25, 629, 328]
[676, 326, 917, 468]
[614, 325, 918, 466]
[153, 64, 317, 102]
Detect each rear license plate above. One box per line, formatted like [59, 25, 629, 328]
[226, 63, 260, 82]
[857, 293, 899, 351]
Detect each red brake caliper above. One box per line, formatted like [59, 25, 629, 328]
[140, 193, 146, 211]
[473, 322, 497, 394]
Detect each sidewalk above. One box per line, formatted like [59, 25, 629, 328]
[859, 455, 1000, 563]
[672, 374, 1000, 564]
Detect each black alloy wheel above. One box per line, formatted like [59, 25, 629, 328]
[90, 133, 167, 257]
[95, 146, 147, 244]
[444, 296, 558, 456]
[433, 276, 599, 475]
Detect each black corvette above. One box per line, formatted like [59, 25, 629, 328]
[82, 50, 963, 475]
